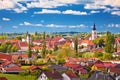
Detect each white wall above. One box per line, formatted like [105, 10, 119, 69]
[62, 73, 71, 80]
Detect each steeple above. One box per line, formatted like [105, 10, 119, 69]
[93, 23, 96, 30]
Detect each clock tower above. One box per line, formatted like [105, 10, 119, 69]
[92, 23, 97, 40]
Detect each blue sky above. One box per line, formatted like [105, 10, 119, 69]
[0, 0, 120, 33]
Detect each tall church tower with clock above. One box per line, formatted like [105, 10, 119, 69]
[91, 23, 97, 40]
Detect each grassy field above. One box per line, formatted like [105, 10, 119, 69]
[0, 73, 36, 80]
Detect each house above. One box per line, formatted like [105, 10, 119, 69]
[91, 60, 105, 71]
[48, 65, 68, 72]
[62, 71, 80, 80]
[115, 38, 120, 45]
[75, 67, 88, 74]
[38, 70, 63, 80]
[19, 42, 28, 51]
[0, 60, 24, 73]
[91, 60, 117, 71]
[113, 52, 120, 58]
[33, 40, 43, 46]
[0, 53, 12, 62]
[89, 71, 114, 80]
[64, 62, 88, 74]
[28, 65, 42, 72]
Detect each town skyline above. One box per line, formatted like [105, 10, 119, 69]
[0, 0, 120, 33]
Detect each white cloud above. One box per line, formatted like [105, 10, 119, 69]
[111, 11, 120, 16]
[2, 18, 10, 21]
[104, 7, 119, 13]
[0, 0, 27, 13]
[90, 10, 100, 14]
[108, 23, 120, 28]
[34, 9, 88, 15]
[46, 24, 65, 28]
[27, 0, 79, 8]
[68, 24, 87, 28]
[84, 4, 106, 10]
[46, 24, 87, 28]
[13, 26, 18, 28]
[20, 21, 43, 26]
[34, 9, 61, 14]
[62, 10, 88, 15]
[0, 0, 15, 10]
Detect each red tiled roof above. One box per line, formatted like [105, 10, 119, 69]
[104, 62, 117, 68]
[0, 39, 5, 43]
[8, 40, 20, 43]
[12, 53, 36, 60]
[76, 67, 88, 74]
[28, 65, 42, 70]
[33, 46, 41, 50]
[81, 40, 95, 46]
[0, 53, 12, 61]
[52, 36, 62, 41]
[1, 61, 12, 67]
[20, 42, 28, 47]
[65, 71, 79, 78]
[64, 62, 82, 70]
[5, 65, 24, 72]
[110, 68, 120, 74]
[115, 38, 120, 41]
[44, 70, 63, 79]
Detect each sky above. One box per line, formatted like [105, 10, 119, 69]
[0, 0, 120, 33]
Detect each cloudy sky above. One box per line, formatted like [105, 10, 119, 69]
[0, 0, 120, 33]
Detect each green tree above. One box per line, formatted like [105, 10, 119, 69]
[43, 32, 46, 40]
[27, 44, 32, 58]
[94, 52, 103, 58]
[93, 37, 104, 47]
[74, 36, 78, 54]
[54, 46, 76, 58]
[105, 31, 115, 53]
[54, 45, 58, 51]
[35, 31, 38, 36]
[41, 42, 46, 58]
[102, 53, 113, 60]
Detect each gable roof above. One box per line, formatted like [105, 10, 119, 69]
[110, 68, 120, 74]
[65, 71, 79, 78]
[20, 42, 28, 47]
[5, 65, 24, 72]
[43, 70, 63, 79]
[1, 61, 12, 67]
[48, 65, 68, 71]
[0, 53, 12, 61]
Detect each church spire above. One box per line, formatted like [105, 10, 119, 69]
[93, 23, 96, 30]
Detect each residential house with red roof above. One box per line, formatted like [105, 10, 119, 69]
[91, 60, 117, 71]
[28, 65, 42, 72]
[62, 71, 80, 80]
[38, 70, 63, 80]
[19, 42, 28, 51]
[0, 53, 12, 62]
[0, 60, 24, 73]
[64, 62, 88, 74]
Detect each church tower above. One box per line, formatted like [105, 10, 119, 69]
[26, 34, 32, 44]
[91, 23, 97, 40]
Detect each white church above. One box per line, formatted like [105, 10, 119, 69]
[89, 23, 97, 40]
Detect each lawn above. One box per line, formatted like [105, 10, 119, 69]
[0, 73, 37, 80]
[21, 66, 30, 69]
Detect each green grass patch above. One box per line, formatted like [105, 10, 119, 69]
[21, 66, 30, 69]
[0, 73, 36, 80]
[79, 74, 89, 79]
